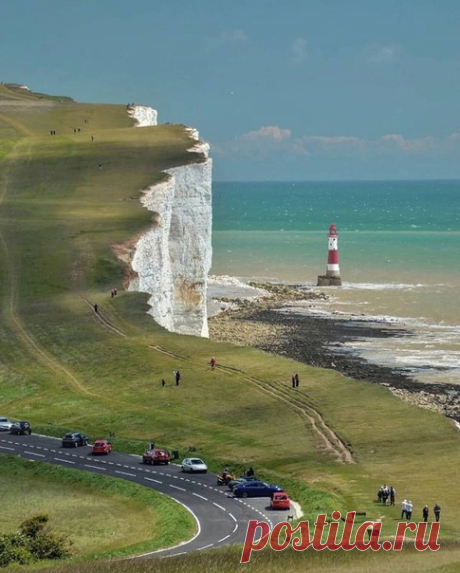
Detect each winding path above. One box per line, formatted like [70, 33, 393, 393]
[0, 434, 291, 557]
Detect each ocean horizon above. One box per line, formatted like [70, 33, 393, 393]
[210, 180, 460, 387]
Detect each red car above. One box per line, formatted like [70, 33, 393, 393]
[142, 448, 170, 465]
[92, 439, 112, 455]
[270, 492, 291, 510]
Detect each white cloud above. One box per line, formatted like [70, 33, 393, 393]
[242, 125, 292, 142]
[292, 37, 308, 64]
[213, 127, 460, 159]
[366, 43, 400, 63]
[214, 29, 248, 46]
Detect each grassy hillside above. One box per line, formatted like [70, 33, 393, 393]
[0, 84, 459, 570]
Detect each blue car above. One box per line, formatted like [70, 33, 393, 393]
[233, 480, 283, 498]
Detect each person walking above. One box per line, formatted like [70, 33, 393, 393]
[210, 357, 216, 370]
[422, 505, 429, 522]
[94, 303, 98, 314]
[174, 370, 181, 386]
[161, 379, 166, 388]
[434, 503, 441, 522]
[294, 373, 300, 387]
[291, 375, 296, 388]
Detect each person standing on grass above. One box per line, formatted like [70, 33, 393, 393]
[390, 485, 396, 506]
[174, 370, 181, 386]
[294, 373, 300, 387]
[401, 498, 407, 520]
[161, 379, 166, 388]
[210, 357, 216, 370]
[423, 505, 429, 522]
[94, 303, 98, 314]
[291, 375, 296, 388]
[406, 500, 413, 520]
[434, 503, 441, 522]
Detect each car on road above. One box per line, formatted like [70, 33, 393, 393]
[10, 421, 32, 435]
[270, 491, 291, 510]
[228, 475, 259, 491]
[142, 448, 170, 465]
[0, 417, 13, 432]
[91, 439, 112, 455]
[233, 480, 284, 498]
[181, 457, 208, 473]
[62, 432, 88, 448]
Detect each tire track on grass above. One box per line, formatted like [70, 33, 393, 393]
[217, 364, 354, 464]
[0, 141, 97, 398]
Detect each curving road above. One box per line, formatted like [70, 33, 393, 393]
[0, 434, 293, 557]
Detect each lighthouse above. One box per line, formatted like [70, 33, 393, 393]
[317, 223, 342, 286]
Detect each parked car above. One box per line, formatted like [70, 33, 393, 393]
[0, 417, 13, 432]
[92, 439, 112, 455]
[181, 457, 208, 473]
[270, 491, 291, 510]
[233, 480, 283, 498]
[61, 432, 88, 448]
[10, 421, 32, 435]
[228, 475, 259, 490]
[142, 448, 170, 465]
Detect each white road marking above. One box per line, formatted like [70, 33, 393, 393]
[218, 534, 231, 543]
[213, 502, 225, 511]
[0, 446, 14, 451]
[115, 470, 136, 477]
[229, 513, 237, 522]
[169, 485, 186, 492]
[144, 477, 163, 484]
[54, 458, 75, 464]
[25, 451, 45, 457]
[84, 464, 106, 471]
[198, 543, 214, 551]
[232, 522, 238, 534]
[192, 493, 208, 501]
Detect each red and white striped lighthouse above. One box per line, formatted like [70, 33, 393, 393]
[317, 223, 342, 286]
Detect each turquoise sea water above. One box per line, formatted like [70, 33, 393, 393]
[210, 181, 460, 385]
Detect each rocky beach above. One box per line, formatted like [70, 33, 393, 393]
[208, 280, 460, 420]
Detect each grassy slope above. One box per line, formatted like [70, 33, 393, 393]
[0, 456, 195, 558]
[0, 84, 459, 569]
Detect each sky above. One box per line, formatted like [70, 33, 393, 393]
[1, 0, 460, 181]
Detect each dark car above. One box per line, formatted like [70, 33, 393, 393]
[10, 421, 32, 435]
[61, 432, 88, 448]
[233, 480, 284, 498]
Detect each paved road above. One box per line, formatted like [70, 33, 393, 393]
[0, 433, 293, 557]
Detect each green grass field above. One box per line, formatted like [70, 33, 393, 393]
[0, 83, 459, 571]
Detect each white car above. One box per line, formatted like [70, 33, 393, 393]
[0, 417, 13, 432]
[181, 457, 208, 473]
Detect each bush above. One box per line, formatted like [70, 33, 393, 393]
[0, 514, 72, 567]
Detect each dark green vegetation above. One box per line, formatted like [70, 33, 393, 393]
[0, 512, 71, 567]
[1, 84, 459, 570]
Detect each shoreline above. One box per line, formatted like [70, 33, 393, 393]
[207, 279, 460, 419]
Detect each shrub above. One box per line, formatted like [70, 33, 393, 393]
[0, 514, 72, 567]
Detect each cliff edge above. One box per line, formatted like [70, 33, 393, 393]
[127, 107, 212, 337]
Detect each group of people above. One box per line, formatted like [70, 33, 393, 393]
[404, 501, 441, 523]
[110, 287, 118, 298]
[377, 484, 396, 506]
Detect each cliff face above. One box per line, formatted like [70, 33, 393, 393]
[127, 107, 212, 337]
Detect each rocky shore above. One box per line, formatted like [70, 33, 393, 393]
[208, 282, 460, 419]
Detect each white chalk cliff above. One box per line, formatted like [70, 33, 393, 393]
[128, 105, 158, 127]
[127, 106, 212, 337]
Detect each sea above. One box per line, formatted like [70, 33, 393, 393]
[210, 180, 460, 387]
